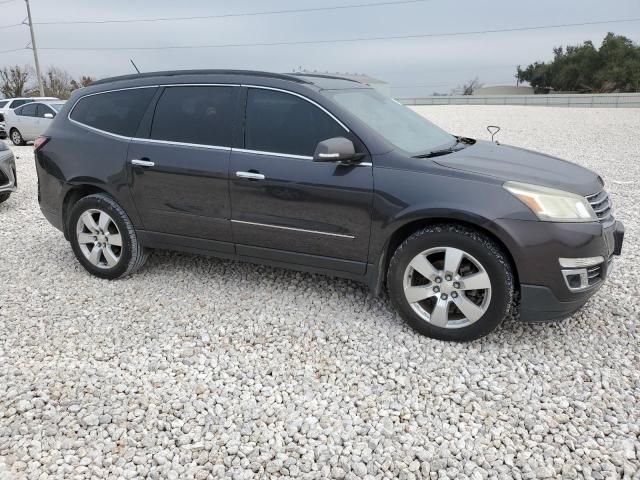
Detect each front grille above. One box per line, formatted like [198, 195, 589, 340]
[586, 189, 613, 224]
[0, 113, 4, 122]
[0, 169, 7, 185]
[586, 264, 602, 286]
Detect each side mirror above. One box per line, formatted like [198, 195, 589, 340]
[313, 137, 364, 163]
[43, 113, 54, 119]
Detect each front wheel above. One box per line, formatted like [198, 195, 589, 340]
[387, 224, 514, 341]
[68, 193, 149, 279]
[10, 129, 25, 146]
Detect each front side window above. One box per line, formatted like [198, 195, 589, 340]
[70, 88, 156, 137]
[0, 101, 8, 108]
[17, 103, 37, 117]
[150, 86, 236, 147]
[37, 104, 55, 118]
[245, 88, 345, 157]
[323, 88, 455, 156]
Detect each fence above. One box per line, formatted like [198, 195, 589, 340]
[398, 93, 640, 108]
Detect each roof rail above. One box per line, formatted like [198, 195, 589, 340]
[290, 73, 362, 84]
[91, 70, 311, 86]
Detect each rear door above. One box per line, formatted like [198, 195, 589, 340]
[127, 85, 239, 253]
[229, 87, 373, 272]
[35, 104, 56, 136]
[14, 102, 38, 139]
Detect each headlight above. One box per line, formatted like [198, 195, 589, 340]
[504, 181, 597, 222]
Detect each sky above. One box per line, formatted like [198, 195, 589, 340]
[1, 0, 639, 97]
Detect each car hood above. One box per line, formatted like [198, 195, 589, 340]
[434, 140, 602, 196]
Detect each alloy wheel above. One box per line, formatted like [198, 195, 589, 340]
[75, 209, 123, 269]
[402, 247, 492, 329]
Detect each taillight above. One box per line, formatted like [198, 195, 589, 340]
[34, 136, 50, 152]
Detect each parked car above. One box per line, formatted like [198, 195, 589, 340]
[0, 97, 59, 139]
[0, 140, 17, 203]
[4, 100, 66, 145]
[34, 70, 624, 341]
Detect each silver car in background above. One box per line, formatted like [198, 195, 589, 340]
[4, 100, 66, 145]
[0, 141, 17, 203]
[0, 97, 59, 139]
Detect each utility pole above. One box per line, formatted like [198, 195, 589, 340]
[24, 0, 44, 96]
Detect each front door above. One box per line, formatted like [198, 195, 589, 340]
[229, 87, 373, 273]
[127, 85, 239, 252]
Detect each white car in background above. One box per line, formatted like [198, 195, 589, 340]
[4, 100, 66, 145]
[0, 97, 60, 139]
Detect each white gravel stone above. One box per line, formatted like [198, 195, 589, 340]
[1, 106, 639, 479]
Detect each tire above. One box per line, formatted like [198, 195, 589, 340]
[10, 128, 25, 146]
[0, 192, 10, 203]
[387, 224, 514, 341]
[68, 193, 149, 279]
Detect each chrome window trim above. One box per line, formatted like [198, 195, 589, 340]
[65, 83, 355, 155]
[231, 219, 355, 239]
[242, 84, 350, 132]
[232, 148, 312, 161]
[135, 137, 231, 151]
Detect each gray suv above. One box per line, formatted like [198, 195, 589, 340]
[33, 70, 624, 341]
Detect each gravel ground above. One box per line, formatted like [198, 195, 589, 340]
[0, 106, 638, 480]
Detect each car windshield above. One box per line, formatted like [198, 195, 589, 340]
[49, 103, 65, 112]
[323, 88, 455, 155]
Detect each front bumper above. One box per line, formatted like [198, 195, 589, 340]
[0, 150, 17, 194]
[493, 218, 624, 322]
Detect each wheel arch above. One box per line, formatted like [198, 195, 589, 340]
[61, 184, 112, 240]
[372, 213, 521, 296]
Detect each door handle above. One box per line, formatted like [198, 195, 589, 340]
[131, 159, 155, 167]
[236, 171, 265, 180]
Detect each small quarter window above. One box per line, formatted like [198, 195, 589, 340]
[70, 88, 156, 137]
[150, 86, 236, 147]
[245, 89, 345, 157]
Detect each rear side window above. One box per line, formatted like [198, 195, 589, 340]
[245, 89, 345, 157]
[150, 86, 236, 147]
[70, 88, 156, 137]
[11, 99, 32, 108]
[17, 103, 37, 117]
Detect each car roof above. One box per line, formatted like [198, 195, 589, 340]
[89, 69, 370, 91]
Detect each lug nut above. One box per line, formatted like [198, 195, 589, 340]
[440, 293, 448, 300]
[435, 277, 442, 284]
[451, 292, 458, 298]
[445, 275, 452, 281]
[453, 282, 460, 289]
[433, 286, 440, 293]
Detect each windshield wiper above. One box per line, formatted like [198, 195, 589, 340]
[412, 139, 465, 158]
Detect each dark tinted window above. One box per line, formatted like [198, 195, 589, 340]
[18, 103, 37, 117]
[11, 99, 32, 108]
[150, 86, 236, 147]
[70, 88, 156, 137]
[245, 89, 345, 157]
[0, 101, 8, 108]
[37, 104, 55, 118]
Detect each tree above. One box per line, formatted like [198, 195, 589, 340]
[0, 65, 31, 98]
[71, 76, 95, 89]
[516, 33, 640, 93]
[452, 77, 482, 95]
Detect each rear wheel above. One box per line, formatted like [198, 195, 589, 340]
[387, 224, 514, 341]
[68, 193, 149, 279]
[10, 129, 25, 146]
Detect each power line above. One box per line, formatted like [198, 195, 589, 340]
[0, 0, 19, 4]
[26, 17, 640, 52]
[4, 0, 433, 28]
[0, 47, 25, 54]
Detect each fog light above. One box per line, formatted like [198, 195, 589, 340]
[558, 256, 604, 268]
